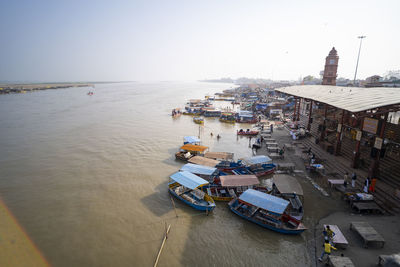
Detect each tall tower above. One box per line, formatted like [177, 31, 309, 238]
[322, 47, 339, 85]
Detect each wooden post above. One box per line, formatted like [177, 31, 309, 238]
[368, 113, 388, 178]
[307, 100, 313, 132]
[154, 224, 171, 267]
[170, 197, 178, 218]
[292, 98, 297, 122]
[296, 98, 301, 121]
[320, 104, 328, 141]
[351, 118, 364, 168]
[335, 110, 345, 155]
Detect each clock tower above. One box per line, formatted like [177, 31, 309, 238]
[322, 47, 339, 85]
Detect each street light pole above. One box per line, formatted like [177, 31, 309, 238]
[353, 35, 366, 86]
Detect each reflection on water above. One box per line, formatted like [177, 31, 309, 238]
[0, 82, 310, 266]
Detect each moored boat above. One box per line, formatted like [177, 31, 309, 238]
[205, 175, 260, 201]
[169, 171, 216, 212]
[237, 129, 259, 136]
[228, 189, 306, 234]
[219, 112, 236, 123]
[175, 144, 209, 161]
[272, 174, 304, 220]
[193, 116, 204, 124]
[180, 163, 219, 182]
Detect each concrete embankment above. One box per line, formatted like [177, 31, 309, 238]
[0, 83, 93, 94]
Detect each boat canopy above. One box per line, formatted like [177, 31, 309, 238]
[273, 175, 303, 196]
[188, 156, 220, 167]
[239, 189, 289, 215]
[170, 171, 209, 189]
[242, 155, 272, 165]
[204, 152, 234, 160]
[238, 110, 254, 118]
[184, 136, 201, 144]
[220, 175, 259, 187]
[180, 163, 218, 176]
[180, 144, 208, 152]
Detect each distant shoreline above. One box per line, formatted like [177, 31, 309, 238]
[0, 83, 94, 94]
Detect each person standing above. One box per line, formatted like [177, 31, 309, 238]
[343, 172, 349, 188]
[351, 172, 357, 188]
[363, 177, 370, 193]
[270, 124, 273, 133]
[370, 177, 377, 192]
[319, 240, 337, 262]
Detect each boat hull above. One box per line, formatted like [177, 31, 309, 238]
[169, 188, 215, 212]
[228, 200, 305, 235]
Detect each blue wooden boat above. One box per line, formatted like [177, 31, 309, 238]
[169, 171, 216, 212]
[228, 189, 306, 234]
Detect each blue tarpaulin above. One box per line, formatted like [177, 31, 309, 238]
[170, 171, 209, 189]
[243, 155, 272, 165]
[184, 136, 201, 144]
[239, 189, 289, 214]
[256, 104, 268, 110]
[180, 163, 218, 176]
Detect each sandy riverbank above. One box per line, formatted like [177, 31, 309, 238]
[0, 83, 93, 94]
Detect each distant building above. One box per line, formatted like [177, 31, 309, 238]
[322, 47, 339, 85]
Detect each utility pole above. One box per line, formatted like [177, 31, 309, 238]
[353, 35, 366, 86]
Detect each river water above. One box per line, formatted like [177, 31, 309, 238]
[0, 82, 311, 266]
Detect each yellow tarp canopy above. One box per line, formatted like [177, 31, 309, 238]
[180, 144, 209, 152]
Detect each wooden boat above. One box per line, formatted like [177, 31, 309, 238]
[169, 171, 216, 212]
[228, 189, 307, 234]
[175, 144, 209, 161]
[171, 108, 182, 117]
[180, 163, 219, 182]
[237, 129, 259, 136]
[193, 116, 204, 124]
[240, 155, 276, 177]
[272, 174, 304, 220]
[216, 160, 244, 172]
[204, 175, 260, 201]
[219, 112, 236, 123]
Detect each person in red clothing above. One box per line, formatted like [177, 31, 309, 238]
[369, 177, 377, 192]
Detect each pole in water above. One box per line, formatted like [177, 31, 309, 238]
[153, 224, 171, 267]
[170, 197, 178, 217]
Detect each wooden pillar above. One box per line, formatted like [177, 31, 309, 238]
[368, 113, 388, 178]
[296, 98, 301, 121]
[351, 118, 363, 168]
[307, 100, 313, 132]
[335, 110, 345, 156]
[292, 98, 297, 122]
[320, 104, 328, 141]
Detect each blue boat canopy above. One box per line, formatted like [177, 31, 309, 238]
[243, 155, 272, 165]
[170, 171, 209, 189]
[239, 189, 289, 214]
[184, 136, 201, 144]
[180, 163, 218, 176]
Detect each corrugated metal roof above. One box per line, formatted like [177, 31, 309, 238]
[220, 175, 259, 187]
[204, 152, 234, 160]
[180, 163, 218, 176]
[276, 85, 400, 113]
[170, 171, 209, 189]
[239, 189, 289, 214]
[273, 175, 303, 196]
[188, 156, 220, 167]
[242, 155, 272, 165]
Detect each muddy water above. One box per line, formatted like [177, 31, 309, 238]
[0, 82, 339, 266]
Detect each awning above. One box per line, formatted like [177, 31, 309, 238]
[180, 163, 218, 176]
[170, 171, 209, 189]
[242, 155, 272, 165]
[276, 85, 400, 113]
[220, 175, 259, 187]
[188, 156, 220, 167]
[180, 144, 208, 152]
[184, 136, 201, 144]
[239, 189, 289, 214]
[204, 152, 234, 160]
[273, 175, 303, 196]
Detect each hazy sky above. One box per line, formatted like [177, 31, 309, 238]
[0, 0, 399, 82]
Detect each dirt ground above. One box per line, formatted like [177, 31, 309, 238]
[257, 123, 400, 267]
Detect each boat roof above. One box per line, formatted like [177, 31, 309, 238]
[220, 175, 259, 187]
[180, 144, 208, 152]
[242, 155, 272, 165]
[188, 156, 220, 167]
[170, 171, 209, 189]
[184, 136, 200, 144]
[239, 189, 289, 214]
[238, 111, 254, 117]
[204, 152, 234, 160]
[273, 175, 303, 196]
[180, 163, 218, 176]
